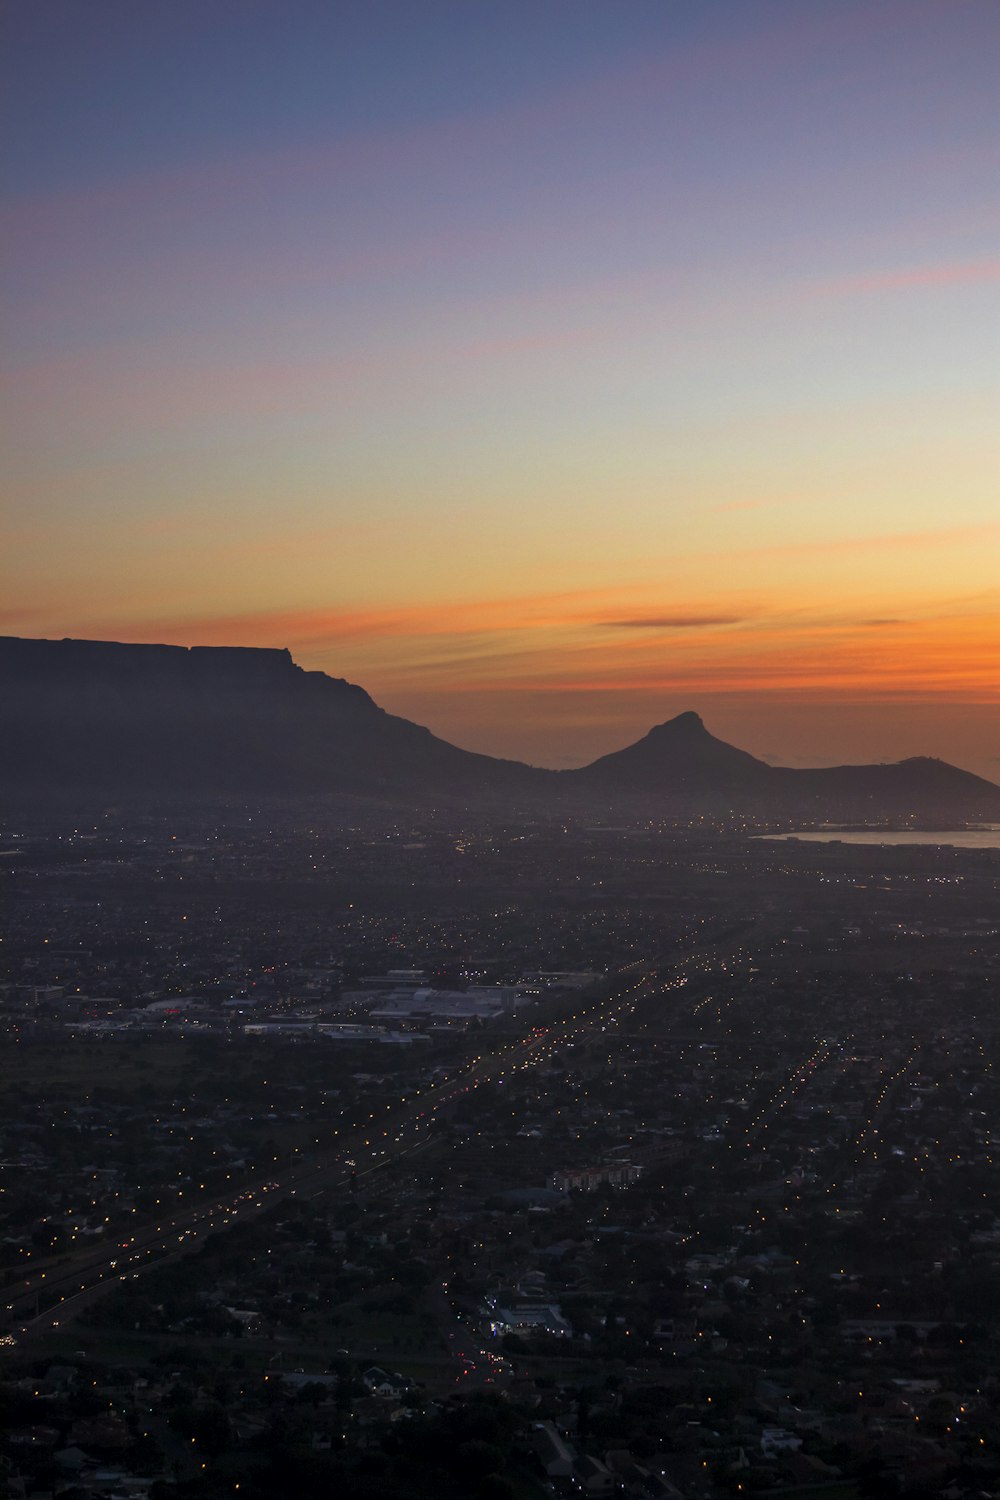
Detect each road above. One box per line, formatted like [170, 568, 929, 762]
[2, 923, 754, 1346]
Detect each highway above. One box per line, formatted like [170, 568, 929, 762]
[2, 924, 753, 1345]
[2, 1008, 561, 1339]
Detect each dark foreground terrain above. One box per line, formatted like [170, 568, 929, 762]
[3, 804, 1000, 1499]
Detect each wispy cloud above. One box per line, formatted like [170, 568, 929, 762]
[80, 586, 649, 649]
[0, 606, 50, 627]
[830, 257, 1000, 297]
[714, 521, 1000, 563]
[601, 614, 746, 629]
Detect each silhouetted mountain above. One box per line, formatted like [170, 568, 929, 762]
[0, 635, 536, 799]
[575, 710, 775, 795]
[573, 708, 1000, 820]
[3, 636, 999, 822]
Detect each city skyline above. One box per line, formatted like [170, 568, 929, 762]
[3, 1, 999, 777]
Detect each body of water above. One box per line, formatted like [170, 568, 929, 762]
[761, 827, 1000, 848]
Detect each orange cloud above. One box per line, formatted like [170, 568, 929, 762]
[361, 603, 1000, 706]
[600, 614, 747, 629]
[90, 586, 758, 649]
[55, 581, 999, 732]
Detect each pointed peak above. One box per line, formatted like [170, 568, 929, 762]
[651, 710, 707, 735]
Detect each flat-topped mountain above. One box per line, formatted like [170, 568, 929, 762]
[0, 635, 535, 798]
[3, 635, 999, 821]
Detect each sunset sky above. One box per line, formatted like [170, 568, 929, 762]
[3, 1, 998, 776]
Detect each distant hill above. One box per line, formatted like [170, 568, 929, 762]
[576, 709, 776, 797]
[3, 635, 999, 823]
[572, 707, 1000, 820]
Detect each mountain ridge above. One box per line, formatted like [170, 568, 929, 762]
[2, 635, 998, 821]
